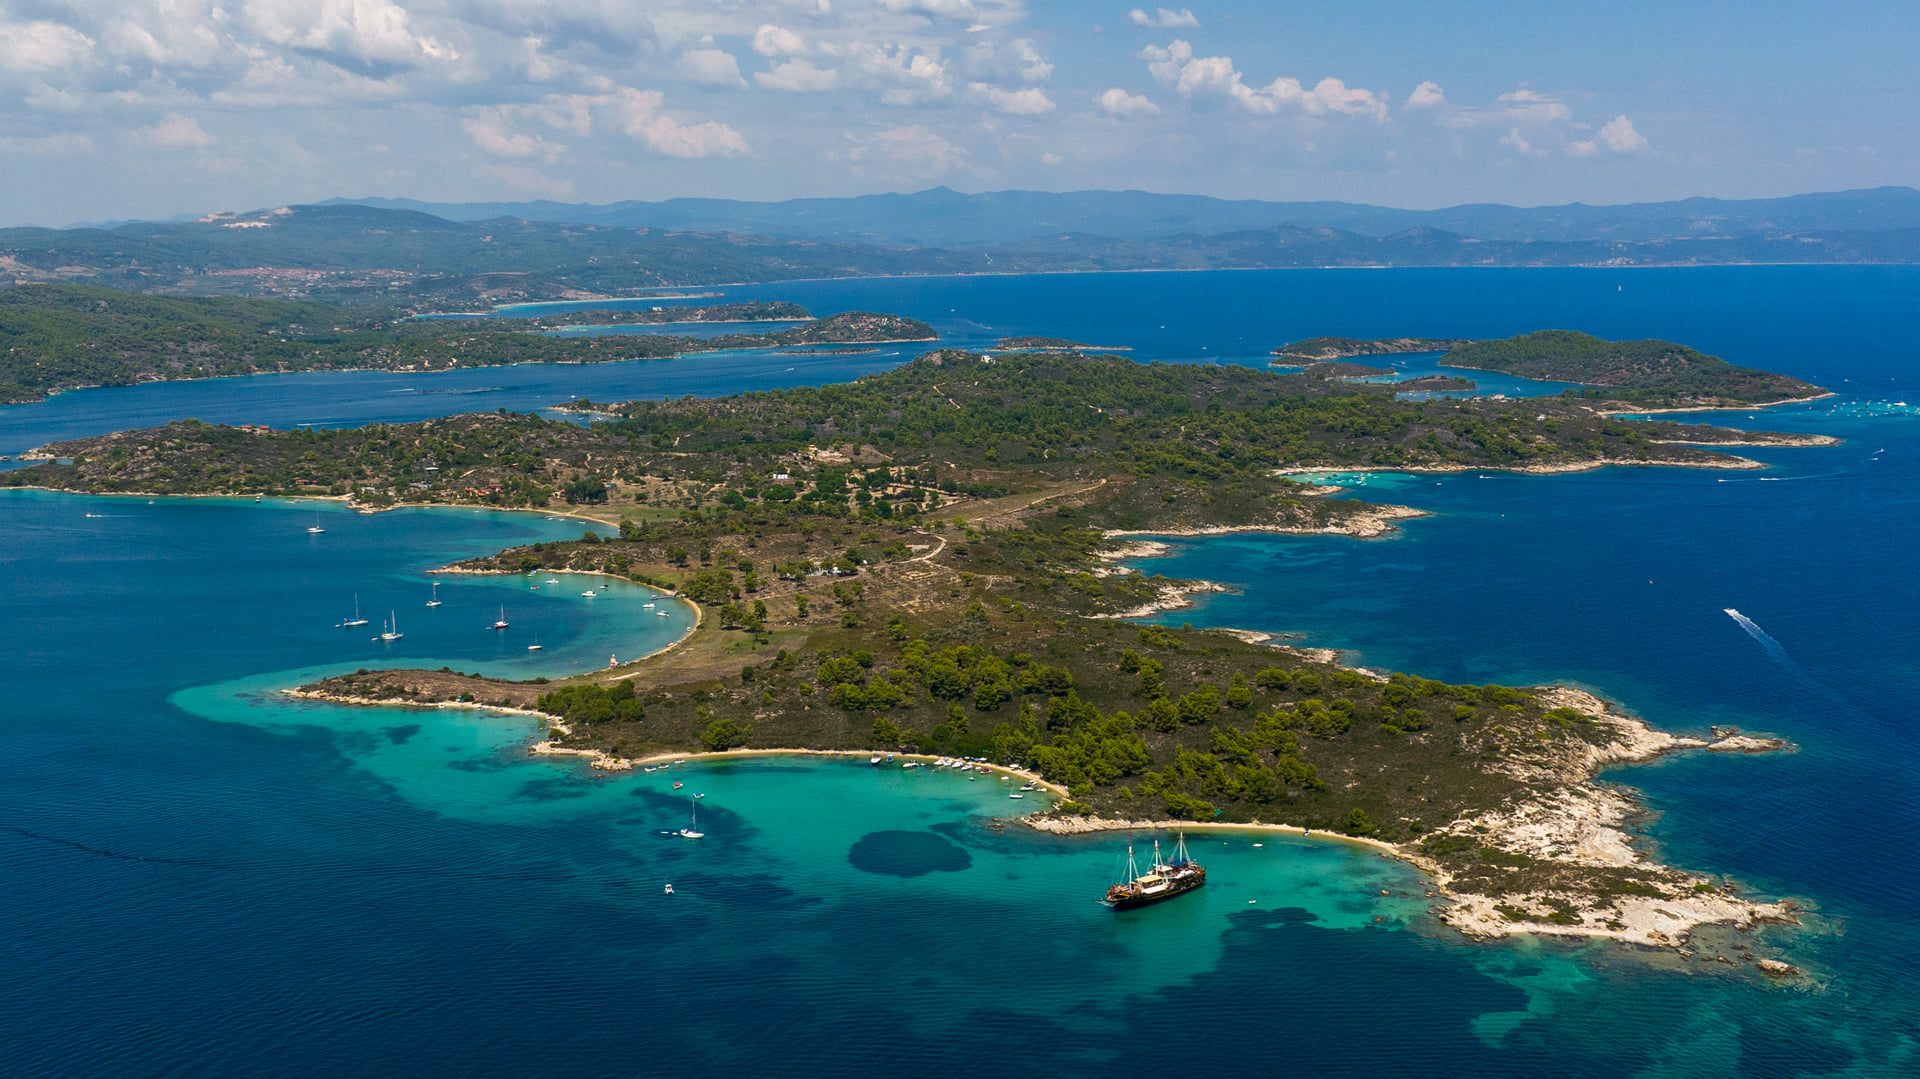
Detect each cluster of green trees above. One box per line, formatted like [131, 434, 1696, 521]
[16, 349, 1780, 517]
[1443, 330, 1822, 404]
[537, 681, 645, 726]
[0, 284, 932, 404]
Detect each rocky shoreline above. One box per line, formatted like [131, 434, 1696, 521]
[1030, 686, 1797, 954]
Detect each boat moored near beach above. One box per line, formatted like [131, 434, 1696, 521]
[1104, 833, 1206, 911]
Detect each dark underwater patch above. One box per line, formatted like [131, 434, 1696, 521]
[511, 777, 590, 801]
[847, 830, 973, 877]
[382, 724, 421, 745]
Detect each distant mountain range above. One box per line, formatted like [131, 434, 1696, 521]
[323, 186, 1920, 247]
[6, 187, 1920, 308]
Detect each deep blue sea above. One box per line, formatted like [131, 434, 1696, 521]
[3, 268, 1918, 1076]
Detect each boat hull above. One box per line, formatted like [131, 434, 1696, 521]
[1104, 871, 1205, 910]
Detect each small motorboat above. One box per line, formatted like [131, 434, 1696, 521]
[581, 589, 596, 598]
[1008, 793, 1025, 799]
[664, 883, 674, 894]
[673, 781, 684, 790]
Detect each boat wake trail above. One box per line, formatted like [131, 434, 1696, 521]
[1723, 608, 1790, 662]
[1723, 607, 1850, 708]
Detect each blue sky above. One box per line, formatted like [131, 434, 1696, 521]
[0, 0, 1911, 225]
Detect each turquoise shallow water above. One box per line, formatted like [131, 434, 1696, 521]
[3, 268, 1919, 1074]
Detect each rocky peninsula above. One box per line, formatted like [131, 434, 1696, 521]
[7, 346, 1828, 957]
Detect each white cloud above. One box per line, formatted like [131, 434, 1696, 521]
[1129, 7, 1200, 28]
[1405, 80, 1446, 109]
[1498, 127, 1543, 158]
[757, 60, 840, 92]
[614, 88, 749, 158]
[1141, 40, 1386, 121]
[751, 24, 806, 57]
[1569, 115, 1649, 157]
[140, 113, 215, 148]
[880, 0, 979, 19]
[0, 20, 95, 73]
[841, 44, 954, 106]
[1097, 87, 1159, 116]
[461, 110, 567, 162]
[1598, 114, 1648, 152]
[847, 123, 968, 177]
[1431, 86, 1572, 131]
[238, 0, 457, 68]
[676, 48, 746, 88]
[978, 85, 1054, 114]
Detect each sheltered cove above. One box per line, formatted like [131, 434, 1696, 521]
[8, 343, 1831, 963]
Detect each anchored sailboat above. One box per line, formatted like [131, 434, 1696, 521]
[426, 582, 442, 608]
[1103, 832, 1205, 910]
[379, 612, 403, 642]
[342, 594, 369, 628]
[492, 605, 510, 630]
[677, 796, 704, 839]
[306, 511, 325, 534]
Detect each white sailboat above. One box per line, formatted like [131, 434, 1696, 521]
[677, 796, 704, 839]
[492, 604, 510, 630]
[426, 582, 442, 608]
[527, 633, 543, 652]
[342, 594, 369, 628]
[306, 510, 325, 534]
[379, 612, 403, 641]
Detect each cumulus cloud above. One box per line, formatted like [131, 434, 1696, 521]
[1097, 87, 1159, 116]
[675, 48, 746, 88]
[751, 24, 807, 57]
[1405, 80, 1446, 109]
[1498, 127, 1542, 157]
[1597, 114, 1648, 151]
[1, 20, 95, 73]
[140, 113, 215, 148]
[1140, 40, 1387, 121]
[614, 87, 749, 158]
[1129, 7, 1200, 28]
[239, 0, 458, 68]
[846, 123, 969, 177]
[977, 85, 1054, 114]
[462, 110, 567, 163]
[757, 59, 840, 92]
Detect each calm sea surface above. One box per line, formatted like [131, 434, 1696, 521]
[3, 268, 1918, 1076]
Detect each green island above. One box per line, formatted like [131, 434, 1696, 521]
[5, 348, 1825, 951]
[1279, 330, 1831, 410]
[1440, 330, 1828, 408]
[502, 300, 812, 328]
[0, 284, 932, 404]
[1272, 336, 1473, 361]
